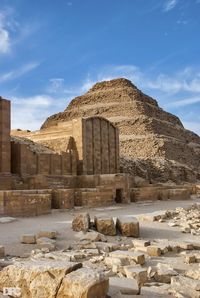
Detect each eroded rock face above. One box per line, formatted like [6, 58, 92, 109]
[0, 260, 82, 298]
[41, 78, 200, 183]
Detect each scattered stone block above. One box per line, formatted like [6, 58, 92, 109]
[141, 284, 171, 297]
[184, 254, 196, 264]
[72, 212, 90, 232]
[20, 234, 36, 244]
[94, 216, 116, 236]
[76, 230, 106, 242]
[57, 267, 109, 298]
[36, 237, 56, 251]
[132, 239, 150, 248]
[171, 276, 200, 298]
[109, 277, 139, 295]
[110, 250, 145, 265]
[37, 230, 57, 239]
[116, 216, 139, 237]
[105, 256, 130, 267]
[146, 246, 162, 257]
[154, 263, 178, 283]
[0, 246, 5, 258]
[124, 265, 148, 286]
[138, 210, 166, 222]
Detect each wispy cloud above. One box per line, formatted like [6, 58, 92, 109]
[0, 10, 11, 53]
[163, 0, 178, 12]
[0, 62, 40, 82]
[166, 96, 200, 108]
[11, 94, 64, 130]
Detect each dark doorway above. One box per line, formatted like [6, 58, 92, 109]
[115, 188, 123, 203]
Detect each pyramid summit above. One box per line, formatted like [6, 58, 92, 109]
[41, 78, 200, 183]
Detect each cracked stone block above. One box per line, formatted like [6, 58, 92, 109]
[116, 216, 139, 237]
[94, 216, 116, 236]
[56, 267, 109, 298]
[72, 213, 90, 232]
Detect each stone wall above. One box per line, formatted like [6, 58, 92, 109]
[0, 190, 52, 217]
[0, 98, 10, 174]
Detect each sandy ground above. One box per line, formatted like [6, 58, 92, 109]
[1, 196, 200, 257]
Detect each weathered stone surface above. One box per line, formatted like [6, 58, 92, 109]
[20, 234, 36, 244]
[110, 250, 145, 265]
[0, 260, 82, 298]
[36, 237, 56, 251]
[109, 277, 139, 295]
[0, 246, 5, 258]
[72, 213, 90, 232]
[146, 246, 162, 257]
[141, 284, 171, 297]
[171, 275, 200, 298]
[116, 217, 139, 237]
[124, 265, 148, 286]
[37, 230, 57, 239]
[132, 239, 150, 248]
[154, 263, 178, 283]
[76, 230, 106, 242]
[57, 267, 109, 298]
[94, 216, 116, 236]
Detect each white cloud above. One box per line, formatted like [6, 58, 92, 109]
[0, 10, 11, 53]
[163, 0, 178, 12]
[11, 94, 65, 131]
[0, 62, 40, 82]
[166, 96, 200, 108]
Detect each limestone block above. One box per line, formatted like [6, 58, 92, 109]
[141, 284, 171, 297]
[20, 234, 36, 244]
[0, 246, 5, 258]
[154, 263, 178, 283]
[36, 237, 56, 251]
[146, 246, 162, 257]
[72, 213, 90, 232]
[37, 230, 57, 239]
[76, 230, 106, 242]
[116, 216, 139, 237]
[184, 254, 196, 264]
[0, 260, 82, 298]
[105, 256, 130, 267]
[124, 265, 148, 286]
[109, 277, 139, 295]
[171, 276, 200, 298]
[109, 250, 145, 265]
[132, 239, 150, 248]
[94, 216, 116, 236]
[56, 267, 109, 298]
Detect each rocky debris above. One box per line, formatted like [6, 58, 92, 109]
[141, 284, 171, 297]
[0, 246, 5, 258]
[20, 234, 36, 244]
[138, 210, 167, 222]
[132, 239, 151, 248]
[154, 263, 178, 283]
[94, 216, 116, 236]
[37, 230, 57, 239]
[36, 237, 56, 251]
[116, 216, 139, 237]
[170, 275, 200, 298]
[56, 267, 108, 298]
[124, 265, 148, 286]
[185, 269, 200, 280]
[75, 230, 107, 242]
[146, 246, 162, 257]
[72, 212, 90, 232]
[109, 276, 139, 295]
[109, 250, 145, 265]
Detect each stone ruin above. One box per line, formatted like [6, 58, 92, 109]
[0, 77, 199, 218]
[0, 96, 131, 217]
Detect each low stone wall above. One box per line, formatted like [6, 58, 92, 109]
[130, 185, 195, 202]
[0, 190, 52, 217]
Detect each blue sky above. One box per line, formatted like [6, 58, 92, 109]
[0, 0, 200, 135]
